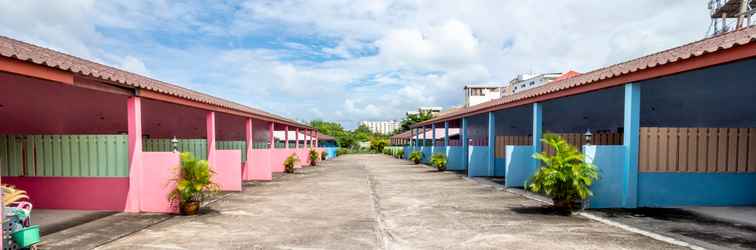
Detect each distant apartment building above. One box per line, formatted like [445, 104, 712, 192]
[359, 120, 402, 135]
[503, 71, 579, 96]
[406, 107, 443, 116]
[464, 84, 504, 107]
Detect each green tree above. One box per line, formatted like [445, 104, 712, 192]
[309, 120, 389, 151]
[369, 138, 388, 152]
[399, 111, 434, 132]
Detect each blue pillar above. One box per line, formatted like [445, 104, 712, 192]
[431, 123, 436, 155]
[462, 117, 469, 170]
[415, 127, 420, 149]
[623, 83, 640, 208]
[422, 126, 427, 147]
[532, 103, 542, 173]
[443, 121, 449, 147]
[488, 112, 495, 176]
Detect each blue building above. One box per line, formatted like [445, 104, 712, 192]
[401, 27, 756, 208]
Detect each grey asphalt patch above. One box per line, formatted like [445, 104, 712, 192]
[589, 207, 756, 250]
[95, 154, 680, 249]
[39, 213, 171, 250]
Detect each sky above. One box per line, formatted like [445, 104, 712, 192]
[0, 0, 711, 129]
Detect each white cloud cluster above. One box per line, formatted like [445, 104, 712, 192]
[0, 0, 710, 128]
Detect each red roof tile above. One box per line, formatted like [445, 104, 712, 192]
[0, 36, 309, 128]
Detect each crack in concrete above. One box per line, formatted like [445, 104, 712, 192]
[363, 162, 395, 250]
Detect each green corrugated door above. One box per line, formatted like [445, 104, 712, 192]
[0, 134, 128, 177]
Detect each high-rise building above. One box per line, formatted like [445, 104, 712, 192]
[502, 71, 579, 96]
[359, 120, 402, 135]
[464, 84, 504, 107]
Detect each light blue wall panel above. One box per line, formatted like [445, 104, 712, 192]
[505, 145, 534, 187]
[467, 146, 490, 177]
[494, 157, 506, 177]
[421, 146, 432, 164]
[584, 145, 625, 208]
[447, 146, 465, 171]
[639, 172, 756, 207]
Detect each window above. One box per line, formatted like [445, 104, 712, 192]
[470, 88, 484, 96]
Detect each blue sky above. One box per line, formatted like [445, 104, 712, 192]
[0, 0, 709, 129]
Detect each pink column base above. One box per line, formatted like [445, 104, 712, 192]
[247, 149, 272, 181]
[214, 150, 242, 191]
[140, 152, 180, 213]
[270, 149, 288, 172]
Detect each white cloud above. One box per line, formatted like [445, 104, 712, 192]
[0, 0, 711, 129]
[120, 56, 151, 76]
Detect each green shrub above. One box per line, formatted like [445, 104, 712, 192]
[284, 153, 299, 173]
[168, 152, 220, 211]
[336, 148, 348, 156]
[431, 153, 447, 171]
[309, 149, 319, 166]
[396, 149, 404, 159]
[370, 138, 388, 153]
[408, 151, 423, 164]
[529, 133, 599, 213]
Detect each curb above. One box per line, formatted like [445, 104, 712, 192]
[577, 212, 706, 250]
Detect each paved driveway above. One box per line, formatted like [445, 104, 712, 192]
[98, 154, 680, 249]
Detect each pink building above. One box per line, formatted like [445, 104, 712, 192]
[0, 36, 323, 215]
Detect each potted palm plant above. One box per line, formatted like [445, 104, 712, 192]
[409, 151, 423, 164]
[308, 149, 319, 166]
[168, 152, 220, 215]
[431, 153, 447, 171]
[284, 153, 299, 173]
[529, 133, 598, 214]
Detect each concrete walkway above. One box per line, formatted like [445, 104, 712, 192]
[97, 154, 680, 249]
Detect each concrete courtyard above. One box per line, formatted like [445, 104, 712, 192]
[95, 154, 679, 249]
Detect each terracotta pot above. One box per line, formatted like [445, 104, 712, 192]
[180, 201, 200, 215]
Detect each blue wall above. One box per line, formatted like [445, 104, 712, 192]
[494, 157, 506, 177]
[583, 145, 625, 208]
[467, 146, 490, 177]
[505, 146, 534, 187]
[323, 147, 338, 160]
[422, 146, 432, 164]
[403, 145, 411, 160]
[639, 172, 756, 207]
[447, 146, 465, 171]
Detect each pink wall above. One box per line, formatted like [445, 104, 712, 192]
[2, 176, 129, 211]
[214, 150, 242, 191]
[246, 149, 272, 181]
[270, 149, 290, 172]
[297, 148, 309, 167]
[139, 152, 179, 213]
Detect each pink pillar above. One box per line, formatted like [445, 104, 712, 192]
[269, 122, 274, 149]
[244, 118, 254, 180]
[314, 131, 319, 148]
[305, 129, 310, 148]
[285, 126, 289, 149]
[126, 96, 143, 212]
[295, 128, 300, 148]
[206, 112, 216, 167]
